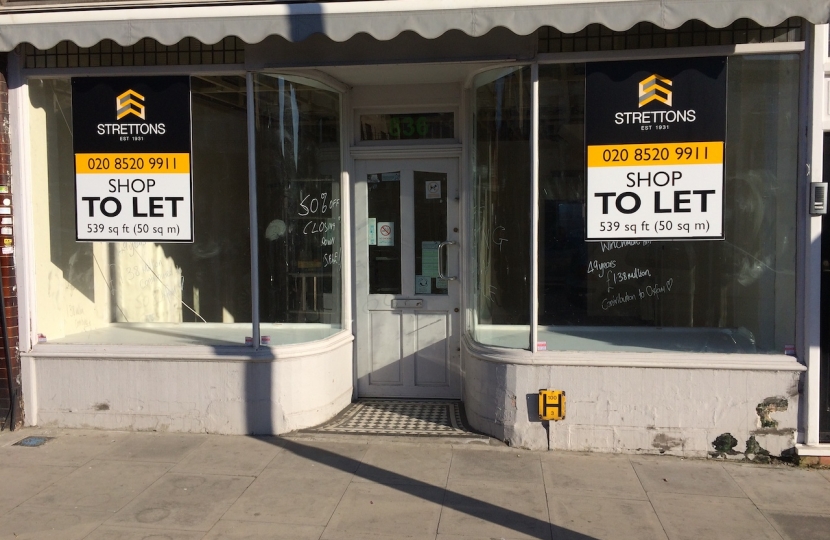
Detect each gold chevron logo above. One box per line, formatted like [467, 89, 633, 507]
[116, 89, 145, 120]
[638, 74, 672, 107]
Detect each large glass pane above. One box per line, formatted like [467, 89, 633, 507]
[471, 67, 531, 349]
[414, 171, 448, 295]
[367, 171, 402, 294]
[30, 76, 252, 345]
[538, 55, 799, 353]
[254, 74, 342, 343]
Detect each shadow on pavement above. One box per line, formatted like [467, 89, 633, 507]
[275, 437, 598, 540]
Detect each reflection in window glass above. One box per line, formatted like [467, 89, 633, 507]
[254, 74, 342, 342]
[471, 67, 531, 349]
[538, 56, 799, 353]
[30, 76, 252, 345]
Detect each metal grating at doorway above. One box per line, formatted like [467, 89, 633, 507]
[304, 400, 485, 438]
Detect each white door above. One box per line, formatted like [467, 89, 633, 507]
[355, 158, 461, 398]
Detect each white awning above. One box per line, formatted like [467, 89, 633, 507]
[1, 0, 828, 52]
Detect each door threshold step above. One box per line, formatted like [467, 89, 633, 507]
[298, 399, 490, 440]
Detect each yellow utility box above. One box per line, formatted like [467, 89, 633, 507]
[538, 390, 566, 421]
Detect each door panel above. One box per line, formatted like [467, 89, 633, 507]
[369, 310, 403, 385]
[414, 312, 450, 386]
[355, 158, 460, 399]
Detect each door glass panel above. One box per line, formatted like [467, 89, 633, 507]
[368, 172, 402, 294]
[413, 171, 448, 296]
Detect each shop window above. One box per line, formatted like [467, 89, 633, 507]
[253, 74, 342, 341]
[29, 76, 252, 345]
[537, 55, 799, 353]
[471, 67, 532, 349]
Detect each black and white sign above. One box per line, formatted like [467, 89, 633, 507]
[72, 76, 193, 242]
[585, 57, 727, 241]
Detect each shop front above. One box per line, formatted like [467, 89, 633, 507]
[2, 0, 830, 456]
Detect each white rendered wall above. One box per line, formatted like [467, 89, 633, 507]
[21, 332, 354, 435]
[463, 339, 805, 457]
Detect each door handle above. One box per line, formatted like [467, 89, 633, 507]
[438, 241, 457, 281]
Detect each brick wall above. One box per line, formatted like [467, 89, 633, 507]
[0, 54, 21, 431]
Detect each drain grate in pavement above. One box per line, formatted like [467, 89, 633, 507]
[13, 436, 54, 447]
[303, 399, 485, 438]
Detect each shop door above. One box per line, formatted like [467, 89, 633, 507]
[822, 211, 830, 442]
[821, 133, 830, 442]
[355, 158, 461, 398]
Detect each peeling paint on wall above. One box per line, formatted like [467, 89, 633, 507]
[710, 433, 739, 458]
[744, 435, 771, 463]
[652, 433, 684, 454]
[756, 396, 788, 429]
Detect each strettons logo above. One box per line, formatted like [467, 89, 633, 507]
[638, 74, 672, 107]
[116, 89, 145, 120]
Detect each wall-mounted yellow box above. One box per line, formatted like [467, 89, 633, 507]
[538, 390, 566, 421]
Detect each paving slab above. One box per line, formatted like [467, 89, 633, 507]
[449, 448, 543, 485]
[542, 452, 647, 501]
[353, 442, 452, 486]
[726, 464, 830, 513]
[324, 533, 436, 540]
[0, 429, 128, 467]
[0, 505, 111, 540]
[0, 463, 75, 513]
[649, 492, 782, 540]
[631, 456, 746, 498]
[273, 439, 369, 474]
[204, 520, 324, 540]
[438, 479, 552, 540]
[24, 459, 170, 512]
[99, 433, 207, 463]
[172, 434, 282, 476]
[548, 494, 668, 540]
[437, 535, 539, 540]
[108, 473, 253, 532]
[763, 512, 830, 540]
[323, 482, 443, 538]
[84, 525, 206, 540]
[223, 466, 352, 526]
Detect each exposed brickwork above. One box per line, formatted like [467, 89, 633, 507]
[796, 455, 830, 468]
[0, 53, 21, 431]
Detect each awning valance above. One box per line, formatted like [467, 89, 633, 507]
[1, 0, 828, 52]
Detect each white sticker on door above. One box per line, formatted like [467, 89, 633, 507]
[377, 221, 394, 246]
[426, 180, 441, 199]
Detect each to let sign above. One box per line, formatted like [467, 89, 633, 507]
[585, 57, 727, 241]
[72, 76, 193, 242]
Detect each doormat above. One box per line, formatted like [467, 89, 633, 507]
[303, 399, 486, 438]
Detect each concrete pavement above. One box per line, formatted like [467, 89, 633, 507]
[0, 427, 828, 540]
